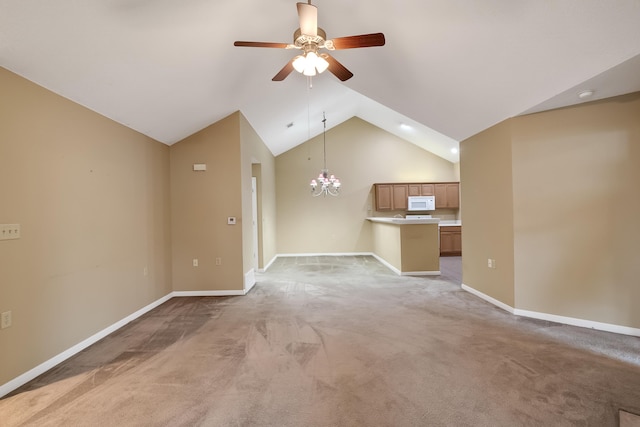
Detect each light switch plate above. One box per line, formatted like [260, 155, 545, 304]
[1, 311, 12, 329]
[0, 224, 21, 241]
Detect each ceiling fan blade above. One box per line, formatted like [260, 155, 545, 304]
[297, 2, 317, 36]
[323, 54, 354, 81]
[330, 33, 386, 49]
[234, 41, 290, 48]
[272, 60, 295, 81]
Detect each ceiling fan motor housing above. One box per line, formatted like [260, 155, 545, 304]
[293, 28, 333, 51]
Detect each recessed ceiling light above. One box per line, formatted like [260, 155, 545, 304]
[578, 90, 594, 99]
[400, 123, 412, 130]
[451, 147, 459, 154]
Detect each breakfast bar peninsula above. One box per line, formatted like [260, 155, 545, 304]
[367, 217, 440, 275]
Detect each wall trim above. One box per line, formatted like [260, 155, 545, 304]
[461, 283, 640, 337]
[276, 252, 375, 257]
[172, 290, 246, 297]
[513, 308, 640, 338]
[244, 268, 256, 293]
[370, 253, 400, 275]
[461, 284, 515, 314]
[0, 292, 173, 398]
[261, 255, 278, 272]
[0, 287, 254, 397]
[401, 271, 441, 276]
[370, 253, 439, 276]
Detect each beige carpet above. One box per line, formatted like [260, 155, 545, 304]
[1, 255, 639, 426]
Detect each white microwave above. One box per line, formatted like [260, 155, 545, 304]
[407, 195, 435, 211]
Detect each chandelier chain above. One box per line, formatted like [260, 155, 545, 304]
[309, 111, 341, 197]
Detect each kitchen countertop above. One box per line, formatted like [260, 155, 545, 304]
[367, 217, 462, 226]
[367, 217, 440, 225]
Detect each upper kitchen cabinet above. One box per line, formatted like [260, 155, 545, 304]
[408, 184, 421, 196]
[409, 183, 435, 196]
[435, 183, 459, 209]
[375, 184, 393, 210]
[393, 185, 409, 210]
[374, 182, 459, 211]
[374, 184, 408, 210]
[421, 184, 435, 196]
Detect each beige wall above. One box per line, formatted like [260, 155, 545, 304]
[461, 92, 640, 329]
[276, 117, 457, 254]
[240, 114, 277, 272]
[372, 223, 403, 270]
[0, 67, 172, 385]
[460, 121, 516, 306]
[170, 111, 276, 291]
[170, 113, 245, 291]
[0, 68, 276, 388]
[511, 93, 640, 327]
[400, 224, 440, 272]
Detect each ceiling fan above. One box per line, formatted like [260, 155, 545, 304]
[233, 1, 385, 82]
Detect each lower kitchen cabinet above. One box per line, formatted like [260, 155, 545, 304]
[440, 226, 462, 256]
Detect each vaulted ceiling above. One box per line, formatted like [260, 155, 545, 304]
[2, 1, 640, 163]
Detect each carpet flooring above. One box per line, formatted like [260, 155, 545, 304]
[1, 255, 639, 426]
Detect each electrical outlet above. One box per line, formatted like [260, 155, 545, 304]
[215, 257, 222, 265]
[1, 311, 12, 329]
[0, 224, 21, 241]
[193, 259, 199, 267]
[488, 259, 493, 268]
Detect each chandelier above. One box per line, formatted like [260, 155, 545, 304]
[310, 113, 341, 197]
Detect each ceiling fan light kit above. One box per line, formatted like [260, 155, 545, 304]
[234, 1, 385, 81]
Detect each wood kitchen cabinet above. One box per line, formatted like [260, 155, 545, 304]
[392, 185, 408, 210]
[421, 184, 435, 196]
[408, 183, 435, 196]
[440, 226, 462, 256]
[374, 182, 459, 211]
[408, 184, 421, 196]
[375, 184, 393, 210]
[375, 184, 409, 210]
[435, 183, 459, 209]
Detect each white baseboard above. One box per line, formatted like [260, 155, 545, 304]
[172, 290, 246, 297]
[513, 308, 640, 337]
[0, 292, 173, 398]
[370, 253, 439, 276]
[261, 255, 278, 272]
[244, 269, 256, 293]
[276, 252, 374, 257]
[0, 287, 257, 397]
[401, 271, 441, 276]
[370, 253, 401, 275]
[461, 284, 515, 314]
[461, 283, 640, 337]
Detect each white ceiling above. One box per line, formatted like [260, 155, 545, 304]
[2, 1, 640, 163]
